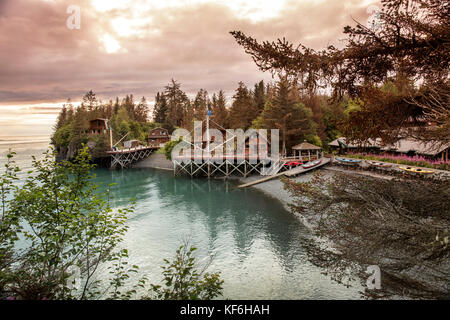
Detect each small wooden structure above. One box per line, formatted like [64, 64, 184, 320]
[124, 140, 140, 149]
[148, 127, 170, 147]
[291, 141, 322, 162]
[88, 118, 109, 135]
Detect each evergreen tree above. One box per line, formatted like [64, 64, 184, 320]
[164, 79, 190, 129]
[153, 92, 168, 125]
[211, 91, 228, 129]
[228, 82, 258, 130]
[113, 97, 120, 115]
[193, 89, 208, 121]
[253, 80, 266, 114]
[82, 90, 98, 111]
[135, 96, 149, 122]
[54, 100, 71, 131]
[257, 78, 316, 156]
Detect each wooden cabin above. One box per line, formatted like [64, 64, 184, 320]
[148, 127, 170, 147]
[88, 118, 109, 135]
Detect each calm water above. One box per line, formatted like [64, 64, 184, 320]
[1, 139, 363, 299]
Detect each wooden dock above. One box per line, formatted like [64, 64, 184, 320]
[237, 157, 330, 188]
[106, 146, 158, 169]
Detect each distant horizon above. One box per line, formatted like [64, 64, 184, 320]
[0, 0, 380, 137]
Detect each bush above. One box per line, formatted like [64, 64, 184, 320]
[0, 148, 224, 300]
[148, 244, 223, 300]
[163, 139, 182, 160]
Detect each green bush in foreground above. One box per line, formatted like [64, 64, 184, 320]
[0, 147, 223, 300]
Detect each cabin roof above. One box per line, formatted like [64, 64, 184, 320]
[150, 127, 168, 132]
[292, 141, 321, 150]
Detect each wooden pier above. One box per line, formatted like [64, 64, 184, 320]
[172, 155, 272, 178]
[237, 157, 330, 188]
[107, 146, 158, 169]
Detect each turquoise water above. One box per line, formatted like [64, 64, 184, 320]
[1, 141, 363, 299]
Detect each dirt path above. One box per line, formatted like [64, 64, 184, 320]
[132, 153, 173, 170]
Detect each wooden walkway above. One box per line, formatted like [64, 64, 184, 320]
[106, 146, 158, 169]
[238, 157, 330, 188]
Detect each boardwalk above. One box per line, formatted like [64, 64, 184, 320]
[106, 146, 158, 169]
[238, 157, 330, 188]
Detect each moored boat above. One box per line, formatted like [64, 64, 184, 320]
[398, 166, 435, 175]
[367, 160, 393, 168]
[302, 159, 322, 169]
[335, 157, 362, 165]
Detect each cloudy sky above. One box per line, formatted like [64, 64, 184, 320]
[0, 0, 379, 137]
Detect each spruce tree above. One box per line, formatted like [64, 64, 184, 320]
[211, 91, 228, 129]
[259, 78, 316, 156]
[228, 82, 257, 130]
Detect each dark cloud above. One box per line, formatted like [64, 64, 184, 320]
[0, 0, 379, 105]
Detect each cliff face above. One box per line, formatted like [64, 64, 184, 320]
[54, 134, 110, 165]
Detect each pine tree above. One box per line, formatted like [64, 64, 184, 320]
[193, 89, 208, 121]
[228, 82, 258, 129]
[164, 79, 190, 129]
[253, 80, 266, 114]
[153, 92, 168, 125]
[211, 91, 228, 129]
[82, 90, 98, 111]
[54, 99, 72, 131]
[113, 97, 120, 115]
[258, 78, 316, 156]
[135, 96, 149, 122]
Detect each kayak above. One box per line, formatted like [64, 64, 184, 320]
[398, 166, 435, 174]
[335, 158, 362, 164]
[302, 159, 322, 169]
[284, 161, 302, 167]
[367, 160, 393, 168]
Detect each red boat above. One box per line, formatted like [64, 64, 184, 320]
[284, 161, 302, 167]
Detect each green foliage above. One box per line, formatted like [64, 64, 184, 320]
[0, 151, 21, 298]
[52, 124, 73, 147]
[257, 78, 317, 155]
[0, 147, 138, 300]
[162, 139, 183, 160]
[305, 134, 322, 147]
[0, 148, 225, 300]
[148, 244, 223, 300]
[52, 91, 155, 162]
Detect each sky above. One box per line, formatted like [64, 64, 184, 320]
[0, 0, 379, 137]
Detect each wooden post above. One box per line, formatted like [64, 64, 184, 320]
[109, 129, 113, 150]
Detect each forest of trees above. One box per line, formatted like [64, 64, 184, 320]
[52, 90, 154, 160]
[152, 77, 353, 156]
[54, 76, 358, 161]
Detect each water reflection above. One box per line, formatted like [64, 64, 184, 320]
[93, 168, 363, 299]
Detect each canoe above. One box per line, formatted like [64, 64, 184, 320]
[367, 160, 393, 168]
[398, 166, 435, 174]
[284, 161, 302, 167]
[302, 159, 322, 169]
[335, 157, 362, 164]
